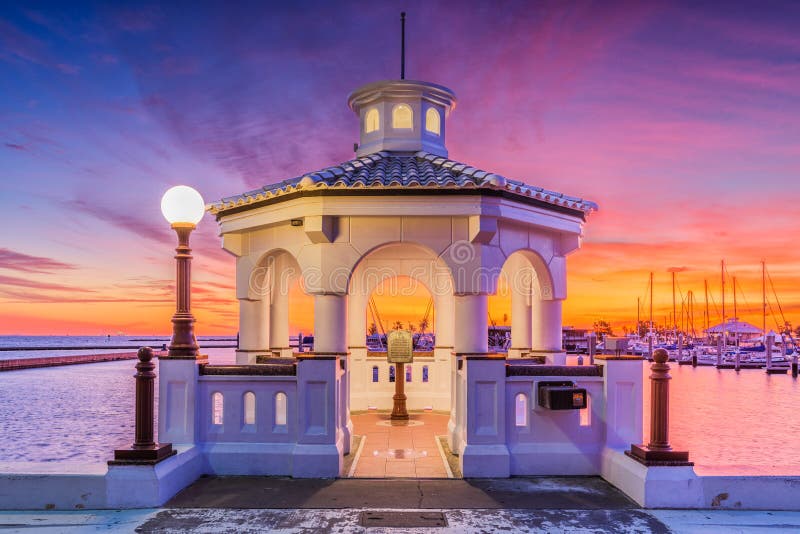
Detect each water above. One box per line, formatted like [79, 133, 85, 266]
[0, 335, 236, 360]
[0, 348, 234, 464]
[0, 348, 798, 474]
[644, 364, 800, 476]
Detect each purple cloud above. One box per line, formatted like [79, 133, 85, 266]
[64, 199, 170, 243]
[0, 248, 77, 273]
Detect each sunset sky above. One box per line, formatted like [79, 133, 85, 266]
[1, 1, 798, 336]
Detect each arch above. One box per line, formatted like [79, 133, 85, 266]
[365, 108, 380, 133]
[274, 392, 287, 426]
[497, 249, 555, 300]
[425, 107, 440, 135]
[246, 248, 312, 356]
[347, 241, 454, 348]
[212, 392, 224, 425]
[248, 248, 303, 300]
[392, 104, 413, 129]
[515, 393, 528, 427]
[243, 391, 256, 425]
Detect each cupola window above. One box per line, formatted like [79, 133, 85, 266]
[425, 108, 440, 135]
[392, 104, 413, 129]
[365, 108, 380, 133]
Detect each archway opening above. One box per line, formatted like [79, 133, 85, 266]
[287, 276, 313, 354]
[348, 274, 453, 479]
[363, 275, 436, 407]
[493, 250, 562, 361]
[246, 250, 313, 359]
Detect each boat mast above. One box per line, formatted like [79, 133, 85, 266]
[721, 260, 725, 322]
[672, 270, 677, 342]
[704, 279, 709, 335]
[721, 260, 726, 347]
[637, 297, 640, 337]
[762, 259, 766, 335]
[733, 275, 738, 348]
[649, 272, 654, 338]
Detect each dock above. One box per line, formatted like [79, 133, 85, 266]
[0, 351, 166, 372]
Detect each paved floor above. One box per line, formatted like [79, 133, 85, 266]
[165, 477, 637, 510]
[350, 412, 450, 478]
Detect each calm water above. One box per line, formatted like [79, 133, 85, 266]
[0, 350, 797, 475]
[644, 363, 800, 476]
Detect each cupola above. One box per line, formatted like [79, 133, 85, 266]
[348, 80, 457, 158]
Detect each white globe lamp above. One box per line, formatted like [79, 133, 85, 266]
[160, 185, 205, 227]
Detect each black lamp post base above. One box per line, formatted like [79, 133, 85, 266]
[626, 444, 692, 466]
[109, 443, 176, 465]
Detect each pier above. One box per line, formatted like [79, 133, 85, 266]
[0, 351, 166, 372]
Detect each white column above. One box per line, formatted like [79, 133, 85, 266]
[449, 293, 488, 455]
[270, 289, 290, 357]
[454, 293, 488, 353]
[312, 293, 350, 454]
[236, 298, 268, 364]
[510, 286, 532, 358]
[532, 299, 565, 364]
[313, 294, 347, 353]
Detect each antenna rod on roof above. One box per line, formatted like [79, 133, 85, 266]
[400, 12, 406, 79]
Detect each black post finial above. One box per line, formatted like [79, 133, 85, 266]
[401, 12, 406, 80]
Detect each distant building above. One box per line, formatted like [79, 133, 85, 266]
[563, 326, 590, 353]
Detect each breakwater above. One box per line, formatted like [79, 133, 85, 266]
[0, 351, 166, 372]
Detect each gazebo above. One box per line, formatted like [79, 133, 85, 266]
[208, 78, 597, 450]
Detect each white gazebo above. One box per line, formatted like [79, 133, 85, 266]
[199, 77, 603, 475]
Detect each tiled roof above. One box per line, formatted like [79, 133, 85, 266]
[208, 151, 598, 216]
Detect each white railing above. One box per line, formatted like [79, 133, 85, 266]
[197, 376, 298, 443]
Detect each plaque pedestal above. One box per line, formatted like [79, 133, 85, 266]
[391, 362, 409, 420]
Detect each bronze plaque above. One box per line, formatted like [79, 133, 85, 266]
[387, 330, 414, 363]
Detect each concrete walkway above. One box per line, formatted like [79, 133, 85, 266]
[3, 507, 800, 532]
[2, 477, 800, 532]
[166, 477, 636, 510]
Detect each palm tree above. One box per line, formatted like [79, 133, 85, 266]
[393, 320, 404, 330]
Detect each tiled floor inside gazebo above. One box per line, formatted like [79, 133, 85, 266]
[349, 412, 453, 478]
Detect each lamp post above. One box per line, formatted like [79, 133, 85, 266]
[160, 185, 205, 359]
[626, 348, 691, 466]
